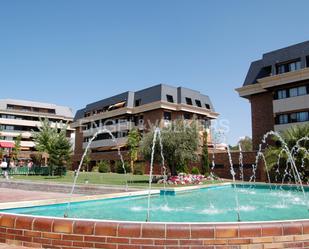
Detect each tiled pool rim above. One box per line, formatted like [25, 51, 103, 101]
[1, 183, 309, 248]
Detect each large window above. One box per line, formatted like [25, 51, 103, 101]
[297, 112, 309, 122]
[275, 85, 308, 99]
[279, 114, 288, 124]
[276, 111, 309, 124]
[277, 89, 287, 99]
[276, 59, 301, 74]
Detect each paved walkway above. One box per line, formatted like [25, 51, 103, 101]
[0, 187, 77, 203]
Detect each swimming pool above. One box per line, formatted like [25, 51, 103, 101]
[2, 184, 309, 222]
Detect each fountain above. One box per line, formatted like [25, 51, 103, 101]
[64, 127, 128, 218]
[2, 129, 309, 249]
[146, 127, 165, 222]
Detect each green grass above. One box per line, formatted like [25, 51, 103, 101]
[12, 171, 224, 188]
[12, 171, 150, 187]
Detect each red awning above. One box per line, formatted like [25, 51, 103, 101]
[0, 142, 15, 148]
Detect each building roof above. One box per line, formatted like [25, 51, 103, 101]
[0, 99, 73, 118]
[243, 40, 309, 86]
[74, 83, 215, 120]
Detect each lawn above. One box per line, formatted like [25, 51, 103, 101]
[12, 171, 150, 187]
[11, 171, 223, 188]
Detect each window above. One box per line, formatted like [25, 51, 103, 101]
[276, 59, 301, 74]
[289, 61, 301, 72]
[279, 114, 288, 124]
[297, 112, 308, 122]
[185, 97, 192, 105]
[298, 86, 307, 96]
[289, 88, 298, 97]
[163, 112, 172, 121]
[166, 95, 174, 103]
[289, 86, 307, 97]
[205, 104, 210, 109]
[183, 113, 191, 119]
[195, 100, 202, 107]
[277, 89, 287, 99]
[135, 99, 141, 107]
[306, 56, 309, 68]
[290, 113, 297, 123]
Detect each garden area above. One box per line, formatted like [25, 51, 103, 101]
[10, 171, 222, 188]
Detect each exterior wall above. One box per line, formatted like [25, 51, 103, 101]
[1, 213, 309, 249]
[249, 92, 274, 150]
[212, 151, 266, 182]
[275, 121, 309, 133]
[273, 94, 309, 114]
[144, 151, 265, 182]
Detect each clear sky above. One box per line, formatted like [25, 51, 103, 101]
[0, 0, 309, 145]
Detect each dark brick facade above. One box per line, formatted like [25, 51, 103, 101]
[249, 92, 274, 150]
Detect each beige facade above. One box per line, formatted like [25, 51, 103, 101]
[0, 99, 74, 156]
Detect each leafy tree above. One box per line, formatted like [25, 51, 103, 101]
[82, 150, 91, 172]
[201, 131, 210, 175]
[97, 161, 110, 173]
[230, 136, 253, 151]
[127, 128, 141, 173]
[140, 120, 199, 175]
[12, 134, 22, 160]
[265, 124, 309, 182]
[33, 119, 72, 176]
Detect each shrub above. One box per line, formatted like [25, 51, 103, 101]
[116, 161, 131, 174]
[177, 162, 189, 174]
[92, 166, 99, 172]
[98, 161, 110, 173]
[191, 167, 200, 175]
[134, 162, 145, 175]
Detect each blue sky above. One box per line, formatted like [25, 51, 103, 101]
[0, 0, 309, 144]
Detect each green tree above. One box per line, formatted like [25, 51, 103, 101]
[201, 131, 210, 175]
[230, 136, 253, 151]
[127, 128, 141, 173]
[265, 124, 309, 181]
[33, 119, 72, 176]
[12, 134, 22, 160]
[140, 120, 199, 176]
[82, 150, 91, 172]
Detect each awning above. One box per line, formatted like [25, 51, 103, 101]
[108, 101, 126, 110]
[0, 142, 15, 148]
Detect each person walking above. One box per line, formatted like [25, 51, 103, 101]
[1, 155, 9, 179]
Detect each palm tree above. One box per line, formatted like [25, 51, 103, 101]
[265, 124, 309, 182]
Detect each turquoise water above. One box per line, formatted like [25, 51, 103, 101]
[2, 184, 309, 222]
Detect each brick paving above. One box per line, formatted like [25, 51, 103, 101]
[0, 188, 77, 203]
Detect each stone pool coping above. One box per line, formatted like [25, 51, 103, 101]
[1, 182, 309, 248]
[0, 182, 231, 210]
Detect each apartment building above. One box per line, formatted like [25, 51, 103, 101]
[0, 99, 74, 157]
[236, 41, 309, 149]
[72, 84, 219, 166]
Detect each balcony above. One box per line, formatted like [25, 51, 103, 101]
[273, 94, 309, 114]
[82, 137, 127, 149]
[82, 121, 135, 137]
